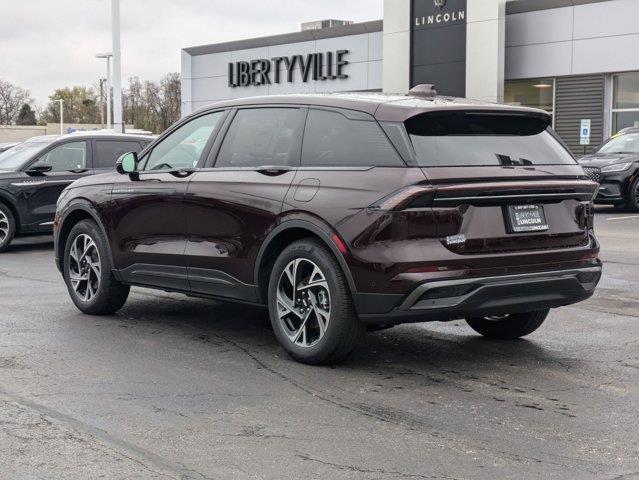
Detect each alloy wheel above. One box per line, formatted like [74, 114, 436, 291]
[68, 234, 102, 302]
[276, 258, 331, 348]
[0, 210, 9, 244]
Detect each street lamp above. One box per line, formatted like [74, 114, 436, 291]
[58, 99, 64, 135]
[111, 0, 124, 133]
[95, 52, 113, 129]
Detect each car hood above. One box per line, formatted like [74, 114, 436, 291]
[0, 169, 21, 181]
[578, 153, 639, 168]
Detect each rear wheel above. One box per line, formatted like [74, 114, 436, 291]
[0, 203, 15, 253]
[268, 239, 364, 365]
[625, 177, 639, 212]
[63, 220, 130, 315]
[465, 310, 549, 340]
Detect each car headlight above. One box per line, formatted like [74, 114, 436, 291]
[601, 162, 633, 172]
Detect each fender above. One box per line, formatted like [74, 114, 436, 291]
[253, 219, 357, 299]
[0, 189, 20, 231]
[55, 200, 114, 273]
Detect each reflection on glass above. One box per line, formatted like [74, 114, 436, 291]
[613, 73, 639, 110]
[504, 79, 554, 114]
[613, 112, 639, 134]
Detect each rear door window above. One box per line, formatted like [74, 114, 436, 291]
[215, 108, 306, 168]
[302, 109, 403, 167]
[406, 112, 576, 167]
[93, 140, 145, 170]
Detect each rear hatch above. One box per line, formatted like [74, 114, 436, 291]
[405, 110, 596, 254]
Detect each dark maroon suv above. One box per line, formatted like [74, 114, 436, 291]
[53, 89, 601, 364]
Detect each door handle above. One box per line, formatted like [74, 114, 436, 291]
[170, 168, 196, 178]
[256, 166, 294, 177]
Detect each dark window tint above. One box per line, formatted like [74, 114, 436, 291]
[216, 108, 305, 168]
[94, 140, 144, 169]
[302, 109, 403, 167]
[406, 111, 576, 167]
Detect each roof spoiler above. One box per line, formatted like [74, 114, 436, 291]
[408, 84, 437, 99]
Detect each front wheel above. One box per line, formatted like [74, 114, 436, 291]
[63, 220, 130, 315]
[0, 203, 16, 253]
[268, 239, 364, 365]
[466, 310, 549, 340]
[625, 176, 639, 212]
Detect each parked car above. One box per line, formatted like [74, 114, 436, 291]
[54, 90, 601, 365]
[0, 142, 20, 153]
[579, 127, 639, 210]
[0, 132, 153, 252]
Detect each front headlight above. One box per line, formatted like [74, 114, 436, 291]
[601, 162, 633, 172]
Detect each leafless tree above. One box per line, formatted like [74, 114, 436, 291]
[123, 73, 181, 134]
[0, 78, 33, 125]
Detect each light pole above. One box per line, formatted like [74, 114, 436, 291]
[58, 99, 64, 135]
[95, 52, 113, 129]
[111, 0, 124, 133]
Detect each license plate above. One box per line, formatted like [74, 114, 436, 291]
[506, 204, 549, 233]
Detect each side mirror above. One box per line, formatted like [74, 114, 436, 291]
[116, 151, 138, 175]
[25, 164, 53, 176]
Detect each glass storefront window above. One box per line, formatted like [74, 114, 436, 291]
[504, 79, 555, 116]
[612, 73, 639, 133]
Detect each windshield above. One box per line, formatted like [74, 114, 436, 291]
[598, 132, 639, 154]
[0, 139, 56, 171]
[406, 112, 576, 167]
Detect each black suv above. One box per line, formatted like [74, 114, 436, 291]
[579, 127, 639, 210]
[0, 132, 153, 251]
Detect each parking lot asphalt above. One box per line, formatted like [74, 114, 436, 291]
[0, 207, 637, 480]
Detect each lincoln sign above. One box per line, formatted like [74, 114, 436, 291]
[228, 50, 350, 88]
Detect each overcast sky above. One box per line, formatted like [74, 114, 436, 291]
[0, 0, 383, 108]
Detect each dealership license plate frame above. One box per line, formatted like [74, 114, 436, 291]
[505, 204, 549, 233]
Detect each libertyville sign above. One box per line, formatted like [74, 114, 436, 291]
[228, 50, 350, 88]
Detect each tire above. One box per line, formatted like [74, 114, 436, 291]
[267, 239, 364, 365]
[625, 176, 639, 212]
[63, 219, 130, 315]
[0, 203, 15, 253]
[465, 310, 549, 340]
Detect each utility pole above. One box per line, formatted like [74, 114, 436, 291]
[96, 52, 113, 128]
[112, 0, 124, 133]
[58, 99, 64, 135]
[99, 78, 105, 128]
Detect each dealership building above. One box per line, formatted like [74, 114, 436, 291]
[182, 0, 639, 154]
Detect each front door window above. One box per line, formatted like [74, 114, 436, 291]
[36, 141, 87, 172]
[143, 112, 224, 171]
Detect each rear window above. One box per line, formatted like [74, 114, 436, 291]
[406, 112, 576, 167]
[302, 109, 404, 167]
[94, 140, 145, 169]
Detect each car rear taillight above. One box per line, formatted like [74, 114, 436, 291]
[368, 185, 435, 212]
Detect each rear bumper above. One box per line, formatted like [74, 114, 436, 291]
[356, 265, 602, 325]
